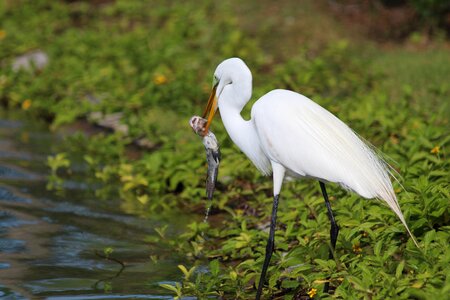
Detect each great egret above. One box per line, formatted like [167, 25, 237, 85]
[201, 57, 418, 299]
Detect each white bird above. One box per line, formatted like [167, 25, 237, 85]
[201, 57, 418, 299]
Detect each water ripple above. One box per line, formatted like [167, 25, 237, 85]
[0, 186, 32, 204]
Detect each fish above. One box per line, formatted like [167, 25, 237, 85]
[189, 116, 220, 201]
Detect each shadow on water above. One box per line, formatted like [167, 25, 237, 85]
[0, 111, 191, 299]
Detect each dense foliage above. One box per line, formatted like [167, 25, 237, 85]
[409, 0, 450, 29]
[1, 0, 448, 299]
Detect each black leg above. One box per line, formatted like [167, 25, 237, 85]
[319, 181, 339, 293]
[256, 194, 279, 300]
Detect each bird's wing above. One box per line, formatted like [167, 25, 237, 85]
[251, 89, 418, 246]
[251, 89, 391, 199]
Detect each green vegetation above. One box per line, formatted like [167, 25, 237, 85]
[1, 0, 448, 299]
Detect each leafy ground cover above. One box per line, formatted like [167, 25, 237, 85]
[1, 0, 449, 299]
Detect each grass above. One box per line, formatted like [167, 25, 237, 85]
[372, 48, 450, 115]
[0, 0, 449, 299]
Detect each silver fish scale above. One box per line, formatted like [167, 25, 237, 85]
[189, 116, 220, 201]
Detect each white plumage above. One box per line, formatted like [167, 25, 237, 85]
[206, 57, 416, 244]
[252, 90, 416, 243]
[202, 57, 418, 298]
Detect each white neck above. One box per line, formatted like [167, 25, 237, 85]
[218, 84, 271, 175]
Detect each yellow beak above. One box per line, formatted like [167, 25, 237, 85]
[202, 84, 218, 136]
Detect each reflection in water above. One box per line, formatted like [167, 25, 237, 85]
[0, 112, 189, 299]
[93, 250, 125, 292]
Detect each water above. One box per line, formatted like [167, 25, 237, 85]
[0, 112, 190, 299]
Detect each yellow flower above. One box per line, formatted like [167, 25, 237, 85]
[307, 288, 317, 298]
[430, 146, 440, 154]
[22, 99, 32, 110]
[153, 74, 168, 85]
[0, 30, 6, 40]
[352, 244, 362, 253]
[390, 134, 399, 145]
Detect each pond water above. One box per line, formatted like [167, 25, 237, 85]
[0, 112, 191, 299]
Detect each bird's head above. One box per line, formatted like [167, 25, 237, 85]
[202, 58, 252, 135]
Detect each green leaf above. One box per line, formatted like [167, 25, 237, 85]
[281, 279, 299, 289]
[209, 259, 220, 277]
[374, 239, 383, 257]
[178, 264, 196, 281]
[424, 230, 436, 250]
[159, 283, 179, 293]
[396, 260, 405, 279]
